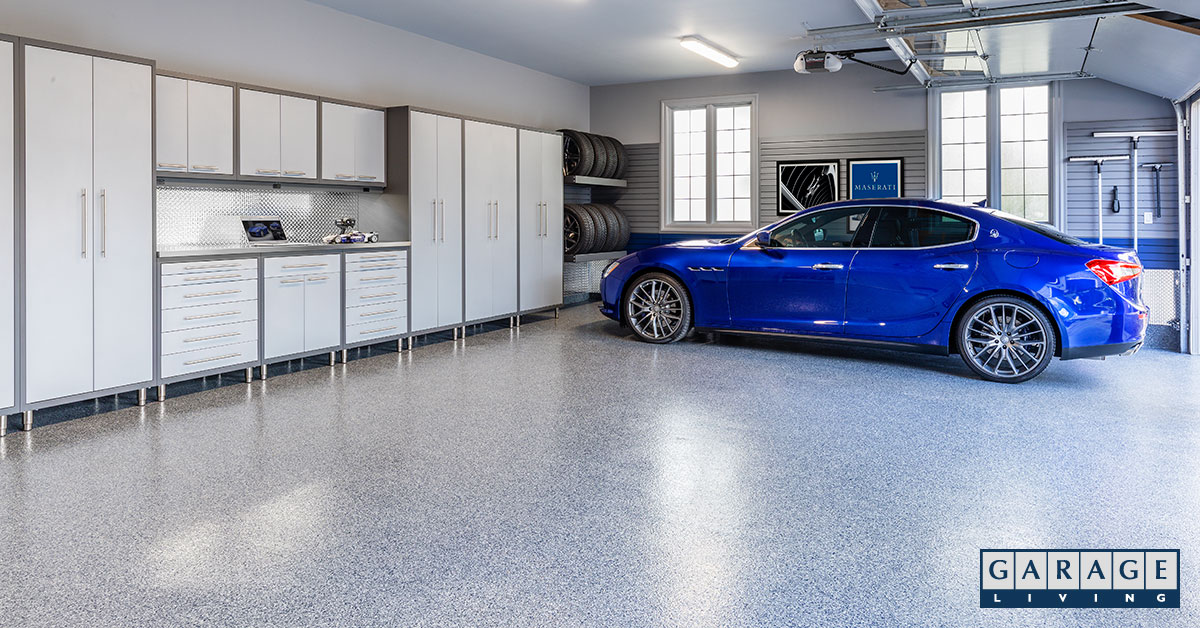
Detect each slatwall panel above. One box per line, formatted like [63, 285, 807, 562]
[612, 143, 659, 233]
[1065, 117, 1179, 269]
[758, 131, 928, 226]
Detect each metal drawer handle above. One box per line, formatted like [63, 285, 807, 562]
[183, 273, 241, 281]
[357, 175, 377, 180]
[282, 263, 327, 269]
[335, 174, 355, 179]
[157, 162, 187, 169]
[282, 170, 307, 176]
[361, 326, 398, 335]
[279, 278, 305, 284]
[184, 289, 240, 299]
[183, 352, 241, 366]
[356, 254, 400, 260]
[191, 165, 219, 171]
[183, 263, 240, 270]
[184, 331, 241, 343]
[307, 276, 329, 281]
[360, 309, 398, 317]
[933, 263, 970, 271]
[357, 262, 399, 269]
[256, 169, 280, 175]
[359, 292, 398, 299]
[183, 310, 240, 321]
[360, 275, 397, 282]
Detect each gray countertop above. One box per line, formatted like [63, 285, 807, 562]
[157, 241, 411, 260]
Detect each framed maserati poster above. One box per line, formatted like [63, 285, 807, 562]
[848, 158, 903, 200]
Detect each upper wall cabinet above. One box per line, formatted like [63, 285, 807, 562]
[156, 76, 234, 175]
[322, 102, 385, 186]
[239, 88, 317, 179]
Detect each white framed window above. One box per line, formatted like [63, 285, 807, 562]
[931, 82, 1060, 223]
[661, 94, 758, 232]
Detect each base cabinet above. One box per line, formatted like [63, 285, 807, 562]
[345, 250, 407, 343]
[160, 259, 259, 379]
[263, 255, 342, 360]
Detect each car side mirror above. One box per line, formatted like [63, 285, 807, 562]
[755, 231, 772, 247]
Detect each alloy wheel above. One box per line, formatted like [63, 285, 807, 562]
[627, 279, 684, 341]
[564, 212, 581, 254]
[963, 302, 1048, 379]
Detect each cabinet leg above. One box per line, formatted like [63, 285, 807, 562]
[137, 389, 147, 406]
[259, 364, 268, 380]
[554, 307, 560, 319]
[1, 415, 7, 437]
[156, 385, 167, 402]
[407, 336, 414, 351]
[245, 367, 254, 383]
[516, 315, 521, 327]
[22, 410, 33, 431]
[340, 349, 348, 363]
[330, 352, 337, 366]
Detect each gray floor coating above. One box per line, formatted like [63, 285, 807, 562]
[2, 304, 1198, 627]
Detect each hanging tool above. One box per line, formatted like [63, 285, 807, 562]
[1111, 186, 1120, 214]
[1069, 155, 1128, 245]
[1092, 131, 1174, 251]
[1142, 163, 1170, 218]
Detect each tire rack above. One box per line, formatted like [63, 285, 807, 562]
[563, 168, 628, 305]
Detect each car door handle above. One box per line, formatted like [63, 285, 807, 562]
[933, 263, 970, 270]
[812, 263, 844, 271]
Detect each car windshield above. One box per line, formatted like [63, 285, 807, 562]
[988, 211, 1087, 246]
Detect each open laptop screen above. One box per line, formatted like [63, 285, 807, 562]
[240, 216, 287, 243]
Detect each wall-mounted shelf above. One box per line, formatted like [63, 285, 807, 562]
[565, 175, 627, 188]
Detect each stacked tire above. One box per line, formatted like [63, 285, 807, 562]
[564, 204, 629, 255]
[560, 130, 629, 180]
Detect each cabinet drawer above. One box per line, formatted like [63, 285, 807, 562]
[162, 279, 258, 310]
[345, 286, 407, 308]
[345, 317, 406, 343]
[161, 340, 258, 378]
[162, 319, 259, 356]
[345, 269, 407, 291]
[162, 299, 258, 332]
[161, 257, 258, 276]
[162, 268, 258, 287]
[346, 250, 408, 265]
[346, 303, 406, 324]
[263, 254, 342, 278]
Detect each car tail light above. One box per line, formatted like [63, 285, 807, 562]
[1086, 259, 1142, 285]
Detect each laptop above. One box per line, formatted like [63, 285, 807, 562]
[239, 216, 310, 247]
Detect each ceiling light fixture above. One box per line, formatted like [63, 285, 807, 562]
[680, 36, 739, 68]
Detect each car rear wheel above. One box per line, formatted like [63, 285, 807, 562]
[957, 296, 1055, 383]
[624, 273, 692, 344]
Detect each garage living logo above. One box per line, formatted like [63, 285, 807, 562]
[980, 549, 1179, 608]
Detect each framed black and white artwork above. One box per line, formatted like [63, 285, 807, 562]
[777, 160, 839, 215]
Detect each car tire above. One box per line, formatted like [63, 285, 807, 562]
[586, 133, 609, 178]
[597, 135, 620, 178]
[956, 295, 1056, 383]
[559, 129, 594, 177]
[579, 204, 609, 253]
[592, 203, 622, 251]
[623, 272, 693, 344]
[608, 204, 631, 250]
[563, 204, 595, 255]
[610, 137, 629, 179]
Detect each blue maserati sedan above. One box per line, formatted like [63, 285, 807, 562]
[598, 199, 1147, 383]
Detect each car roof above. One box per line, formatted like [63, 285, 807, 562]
[809, 197, 995, 220]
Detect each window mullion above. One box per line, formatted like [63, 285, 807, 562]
[706, 104, 716, 225]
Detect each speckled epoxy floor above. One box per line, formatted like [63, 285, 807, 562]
[2, 305, 1198, 627]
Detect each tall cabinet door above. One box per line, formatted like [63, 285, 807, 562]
[24, 46, 95, 403]
[463, 121, 494, 322]
[239, 89, 281, 177]
[186, 80, 233, 175]
[409, 111, 439, 332]
[540, 132, 564, 308]
[92, 57, 153, 391]
[491, 125, 518, 316]
[280, 95, 317, 179]
[517, 130, 543, 311]
[0, 41, 13, 410]
[436, 115, 463, 327]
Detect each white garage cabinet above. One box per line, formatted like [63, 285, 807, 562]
[407, 111, 464, 333]
[518, 129, 564, 313]
[464, 120, 518, 323]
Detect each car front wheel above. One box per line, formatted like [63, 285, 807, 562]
[957, 296, 1056, 383]
[624, 272, 692, 344]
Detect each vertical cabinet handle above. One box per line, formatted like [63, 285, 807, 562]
[431, 199, 438, 242]
[440, 199, 445, 242]
[80, 189, 87, 258]
[100, 189, 107, 257]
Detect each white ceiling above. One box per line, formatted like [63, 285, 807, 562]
[306, 0, 871, 86]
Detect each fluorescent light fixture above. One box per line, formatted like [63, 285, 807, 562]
[680, 36, 739, 68]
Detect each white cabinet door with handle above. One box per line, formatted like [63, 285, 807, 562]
[0, 41, 13, 409]
[264, 276, 307, 359]
[155, 75, 188, 173]
[303, 273, 342, 351]
[280, 95, 317, 180]
[92, 56, 153, 392]
[23, 46, 95, 403]
[436, 115, 463, 327]
[408, 111, 439, 333]
[540, 132, 564, 308]
[491, 125, 518, 317]
[238, 88, 281, 177]
[187, 80, 233, 175]
[518, 129, 544, 311]
[355, 107, 386, 184]
[321, 102, 357, 182]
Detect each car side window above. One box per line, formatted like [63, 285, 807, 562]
[769, 206, 871, 248]
[868, 207, 976, 248]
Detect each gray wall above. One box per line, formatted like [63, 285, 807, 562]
[0, 0, 589, 131]
[590, 64, 926, 144]
[1062, 79, 1175, 122]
